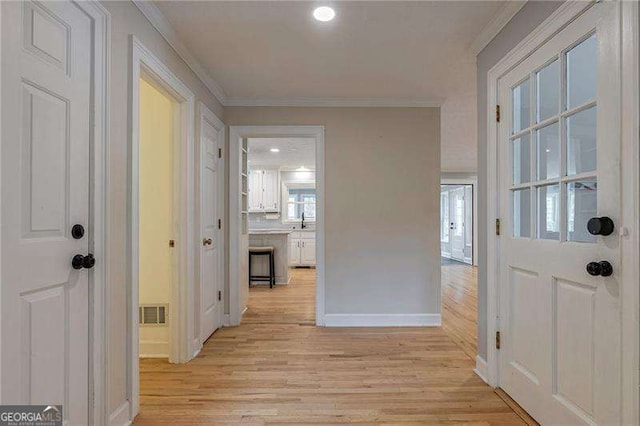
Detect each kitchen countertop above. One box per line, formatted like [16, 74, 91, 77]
[248, 229, 293, 235]
[249, 229, 316, 235]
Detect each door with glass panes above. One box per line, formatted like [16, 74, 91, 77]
[497, 2, 620, 424]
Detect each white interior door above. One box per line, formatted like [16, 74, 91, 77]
[449, 187, 466, 261]
[498, 3, 621, 424]
[440, 189, 451, 257]
[199, 107, 224, 343]
[1, 1, 92, 423]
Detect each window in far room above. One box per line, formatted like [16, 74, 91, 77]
[284, 183, 316, 222]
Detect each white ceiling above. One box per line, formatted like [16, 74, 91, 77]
[150, 1, 518, 173]
[155, 1, 504, 103]
[248, 138, 316, 169]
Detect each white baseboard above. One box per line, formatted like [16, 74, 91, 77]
[324, 313, 441, 327]
[109, 401, 131, 426]
[223, 314, 230, 326]
[474, 355, 489, 384]
[139, 340, 168, 358]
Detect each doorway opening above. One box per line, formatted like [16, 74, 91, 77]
[128, 36, 197, 420]
[137, 78, 175, 359]
[440, 184, 473, 265]
[440, 179, 478, 361]
[244, 138, 317, 325]
[229, 126, 325, 326]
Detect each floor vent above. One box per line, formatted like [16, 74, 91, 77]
[139, 305, 168, 326]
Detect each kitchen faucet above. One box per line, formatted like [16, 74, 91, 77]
[301, 212, 306, 229]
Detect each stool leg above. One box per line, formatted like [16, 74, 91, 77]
[270, 252, 275, 288]
[248, 253, 252, 287]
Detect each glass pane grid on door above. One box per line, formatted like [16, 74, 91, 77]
[509, 33, 598, 243]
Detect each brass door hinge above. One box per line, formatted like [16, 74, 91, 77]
[496, 331, 501, 350]
[496, 105, 501, 122]
[218, 290, 222, 301]
[169, 239, 175, 248]
[495, 218, 501, 236]
[218, 219, 222, 229]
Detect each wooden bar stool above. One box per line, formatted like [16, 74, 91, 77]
[248, 246, 275, 288]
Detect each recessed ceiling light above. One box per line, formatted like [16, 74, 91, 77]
[270, 148, 280, 153]
[313, 6, 335, 22]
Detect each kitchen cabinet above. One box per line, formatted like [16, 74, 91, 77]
[289, 231, 316, 267]
[248, 169, 279, 212]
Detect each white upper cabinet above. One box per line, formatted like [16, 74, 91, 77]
[262, 170, 279, 211]
[248, 169, 263, 211]
[248, 168, 279, 212]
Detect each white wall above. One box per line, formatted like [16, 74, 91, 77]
[100, 0, 224, 420]
[225, 107, 441, 318]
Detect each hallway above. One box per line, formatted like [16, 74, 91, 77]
[136, 267, 530, 424]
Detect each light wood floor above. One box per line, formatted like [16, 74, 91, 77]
[136, 267, 530, 425]
[441, 264, 478, 360]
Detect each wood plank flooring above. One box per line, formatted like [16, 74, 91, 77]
[441, 264, 478, 360]
[136, 267, 528, 425]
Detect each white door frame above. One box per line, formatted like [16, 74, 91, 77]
[441, 178, 477, 265]
[229, 126, 325, 326]
[128, 36, 196, 419]
[195, 101, 225, 353]
[485, 2, 639, 423]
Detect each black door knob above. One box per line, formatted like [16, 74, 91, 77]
[587, 217, 614, 236]
[72, 254, 96, 270]
[83, 254, 95, 269]
[586, 260, 613, 277]
[71, 224, 85, 239]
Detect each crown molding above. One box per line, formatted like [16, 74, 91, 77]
[471, 0, 527, 55]
[132, 0, 228, 104]
[224, 97, 443, 108]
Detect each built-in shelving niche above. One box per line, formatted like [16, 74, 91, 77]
[241, 139, 248, 234]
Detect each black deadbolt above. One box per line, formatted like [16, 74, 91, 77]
[71, 224, 85, 239]
[72, 253, 96, 270]
[587, 217, 614, 236]
[586, 260, 613, 277]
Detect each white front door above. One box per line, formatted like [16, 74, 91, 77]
[498, 3, 621, 424]
[1, 1, 92, 423]
[449, 187, 466, 261]
[199, 106, 224, 343]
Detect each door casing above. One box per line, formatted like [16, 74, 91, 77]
[484, 1, 639, 423]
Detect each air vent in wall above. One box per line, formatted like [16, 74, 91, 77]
[138, 305, 168, 326]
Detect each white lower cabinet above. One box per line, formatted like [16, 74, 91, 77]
[289, 239, 301, 265]
[289, 231, 316, 267]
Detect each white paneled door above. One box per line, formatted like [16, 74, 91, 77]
[449, 187, 466, 261]
[1, 1, 92, 423]
[199, 106, 224, 343]
[498, 3, 621, 424]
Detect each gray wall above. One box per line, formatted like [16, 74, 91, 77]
[225, 107, 441, 315]
[476, 1, 563, 359]
[100, 0, 224, 418]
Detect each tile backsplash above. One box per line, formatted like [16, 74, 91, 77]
[249, 212, 315, 231]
